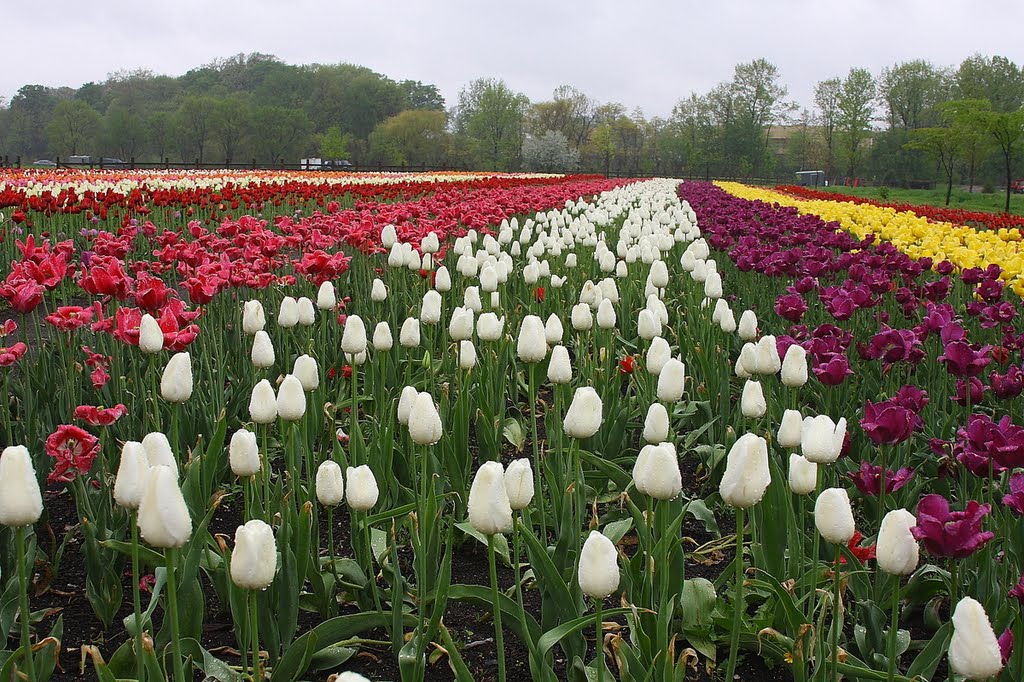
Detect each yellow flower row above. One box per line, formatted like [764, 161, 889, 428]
[715, 182, 1024, 297]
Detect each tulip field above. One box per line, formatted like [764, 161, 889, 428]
[0, 169, 1023, 682]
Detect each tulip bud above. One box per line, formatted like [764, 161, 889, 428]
[139, 314, 164, 354]
[421, 232, 440, 254]
[801, 416, 847, 464]
[547, 345, 573, 384]
[333, 310, 366, 355]
[115, 441, 148, 510]
[0, 446, 43, 526]
[316, 460, 346, 506]
[814, 488, 855, 544]
[596, 299, 616, 329]
[468, 462, 513, 535]
[278, 296, 299, 328]
[643, 403, 670, 444]
[780, 344, 808, 387]
[243, 300, 266, 335]
[478, 313, 504, 341]
[316, 281, 337, 310]
[544, 314, 563, 346]
[740, 380, 767, 418]
[161, 352, 193, 403]
[399, 317, 420, 347]
[459, 340, 477, 370]
[777, 409, 803, 448]
[517, 315, 547, 363]
[371, 279, 388, 302]
[719, 309, 737, 334]
[656, 359, 686, 403]
[719, 433, 770, 508]
[570, 303, 593, 331]
[292, 354, 319, 391]
[334, 673, 371, 682]
[251, 330, 275, 368]
[649, 260, 669, 288]
[633, 442, 681, 500]
[296, 297, 316, 326]
[137, 465, 192, 548]
[563, 387, 603, 439]
[420, 290, 442, 326]
[704, 271, 723, 299]
[646, 336, 671, 376]
[737, 310, 758, 340]
[372, 321, 393, 352]
[637, 309, 661, 340]
[380, 224, 397, 248]
[409, 392, 442, 445]
[578, 530, 620, 599]
[229, 428, 261, 477]
[877, 509, 919, 576]
[142, 431, 177, 475]
[738, 343, 758, 376]
[249, 379, 278, 424]
[276, 375, 307, 421]
[753, 336, 781, 375]
[434, 266, 452, 293]
[230, 519, 277, 590]
[949, 597, 1003, 681]
[505, 458, 534, 510]
[787, 454, 818, 495]
[463, 285, 481, 312]
[346, 465, 379, 511]
[449, 307, 474, 342]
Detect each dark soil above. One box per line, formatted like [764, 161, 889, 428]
[31, 431, 785, 682]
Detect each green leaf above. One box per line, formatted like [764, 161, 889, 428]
[536, 608, 628, 658]
[685, 499, 720, 538]
[906, 621, 952, 680]
[438, 624, 475, 682]
[503, 417, 526, 451]
[307, 644, 355, 671]
[455, 522, 510, 565]
[680, 578, 717, 629]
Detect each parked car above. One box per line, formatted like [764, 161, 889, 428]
[32, 159, 57, 167]
[66, 155, 92, 165]
[100, 158, 127, 168]
[322, 159, 353, 170]
[1012, 179, 1024, 194]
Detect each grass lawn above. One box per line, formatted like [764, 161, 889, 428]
[815, 185, 1024, 217]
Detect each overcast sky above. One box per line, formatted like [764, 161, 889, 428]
[6, 0, 1023, 117]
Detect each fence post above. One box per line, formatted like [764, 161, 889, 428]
[130, 157, 136, 170]
[252, 158, 257, 170]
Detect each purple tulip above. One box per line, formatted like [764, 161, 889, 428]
[848, 460, 914, 496]
[990, 365, 1024, 400]
[1000, 628, 1014, 665]
[910, 494, 994, 559]
[860, 399, 916, 445]
[1003, 473, 1024, 515]
[1008, 574, 1024, 604]
[951, 377, 988, 405]
[813, 354, 852, 386]
[774, 293, 808, 322]
[939, 340, 992, 378]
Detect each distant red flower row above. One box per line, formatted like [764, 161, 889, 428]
[775, 185, 1024, 232]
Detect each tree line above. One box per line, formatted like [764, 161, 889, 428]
[1, 52, 1022, 198]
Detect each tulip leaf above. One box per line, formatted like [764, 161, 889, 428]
[307, 644, 356, 671]
[536, 608, 628, 658]
[437, 623, 475, 682]
[179, 637, 243, 681]
[906, 621, 952, 680]
[602, 518, 633, 545]
[503, 417, 526, 451]
[455, 522, 510, 564]
[99, 540, 166, 568]
[685, 499, 720, 538]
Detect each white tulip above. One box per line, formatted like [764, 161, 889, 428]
[249, 379, 278, 424]
[780, 344, 808, 388]
[316, 281, 337, 310]
[544, 314, 564, 346]
[342, 315, 368, 354]
[547, 345, 573, 384]
[876, 509, 919, 576]
[740, 380, 767, 419]
[949, 597, 1003, 680]
[251, 331, 275, 368]
[777, 409, 803, 449]
[293, 354, 319, 391]
[643, 403, 670, 444]
[316, 460, 346, 506]
[459, 340, 477, 370]
[578, 531, 620, 599]
[656, 359, 686, 403]
[276, 375, 307, 421]
[142, 431, 177, 475]
[371, 279, 388, 302]
[137, 465, 192, 548]
[563, 387, 603, 439]
[346, 466, 379, 511]
[160, 352, 193, 403]
[505, 458, 534, 511]
[243, 300, 266, 335]
[516, 315, 547, 363]
[633, 442, 681, 500]
[801, 416, 847, 464]
[372, 321, 393, 351]
[420, 290, 442, 325]
[787, 454, 818, 495]
[719, 433, 770, 508]
[737, 310, 758, 340]
[139, 314, 164, 354]
[400, 317, 420, 347]
[814, 488, 855, 544]
[114, 441, 148, 510]
[0, 446, 43, 526]
[229, 429, 261, 477]
[230, 519, 277, 590]
[278, 296, 299, 328]
[646, 337, 671, 376]
[468, 462, 513, 535]
[408, 392, 442, 445]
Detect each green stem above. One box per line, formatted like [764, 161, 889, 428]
[887, 575, 900, 682]
[165, 547, 186, 682]
[327, 507, 340, 610]
[131, 515, 146, 682]
[808, 468, 823, 623]
[832, 545, 842, 682]
[512, 512, 526, 632]
[595, 597, 604, 682]
[725, 507, 745, 682]
[488, 535, 506, 682]
[17, 526, 36, 682]
[364, 512, 385, 627]
[528, 364, 546, 543]
[250, 589, 261, 681]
